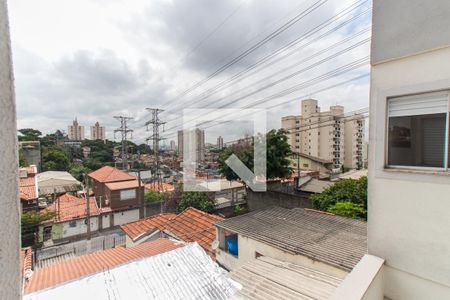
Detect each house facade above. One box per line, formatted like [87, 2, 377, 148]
[88, 166, 144, 226]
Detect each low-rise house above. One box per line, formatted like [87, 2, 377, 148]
[38, 194, 100, 244]
[19, 165, 39, 212]
[24, 241, 237, 299]
[120, 207, 223, 257]
[37, 171, 80, 195]
[215, 206, 367, 278]
[88, 166, 144, 226]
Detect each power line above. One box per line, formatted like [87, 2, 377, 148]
[162, 72, 369, 139]
[163, 56, 369, 134]
[113, 116, 134, 170]
[163, 0, 370, 115]
[168, 0, 331, 102]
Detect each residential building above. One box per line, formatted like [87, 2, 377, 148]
[169, 139, 176, 151]
[19, 141, 41, 171]
[177, 129, 205, 161]
[90, 121, 105, 140]
[23, 242, 237, 300]
[217, 136, 224, 149]
[38, 194, 100, 244]
[330, 1, 450, 299]
[19, 166, 39, 212]
[282, 99, 365, 170]
[67, 118, 84, 141]
[215, 207, 366, 277]
[24, 238, 183, 294]
[88, 166, 144, 226]
[289, 152, 334, 176]
[120, 207, 223, 257]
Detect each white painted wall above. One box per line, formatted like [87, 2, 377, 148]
[369, 43, 450, 299]
[0, 0, 21, 298]
[101, 214, 111, 229]
[113, 209, 139, 226]
[216, 234, 348, 278]
[61, 218, 99, 239]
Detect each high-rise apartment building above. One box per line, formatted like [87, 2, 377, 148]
[177, 129, 205, 161]
[217, 136, 224, 150]
[170, 140, 176, 151]
[90, 122, 105, 140]
[68, 118, 85, 141]
[282, 99, 364, 169]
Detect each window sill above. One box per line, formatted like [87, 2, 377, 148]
[384, 167, 450, 177]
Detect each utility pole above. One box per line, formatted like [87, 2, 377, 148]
[85, 174, 91, 240]
[114, 116, 133, 170]
[145, 108, 166, 196]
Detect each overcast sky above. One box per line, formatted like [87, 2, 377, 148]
[8, 0, 371, 145]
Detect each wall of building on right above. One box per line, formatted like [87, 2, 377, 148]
[368, 0, 450, 299]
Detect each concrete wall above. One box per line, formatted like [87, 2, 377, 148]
[113, 209, 139, 226]
[0, 0, 21, 298]
[61, 218, 99, 239]
[246, 188, 312, 211]
[369, 30, 450, 300]
[216, 233, 348, 279]
[371, 0, 450, 65]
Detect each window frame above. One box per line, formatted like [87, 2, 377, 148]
[385, 90, 450, 172]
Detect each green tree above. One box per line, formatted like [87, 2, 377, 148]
[311, 176, 367, 220]
[69, 165, 91, 182]
[18, 128, 42, 141]
[218, 129, 292, 181]
[21, 211, 56, 246]
[144, 190, 166, 204]
[42, 147, 70, 171]
[177, 191, 214, 213]
[327, 202, 366, 220]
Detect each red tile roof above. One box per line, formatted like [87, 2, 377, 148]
[120, 213, 177, 240]
[21, 247, 33, 277]
[88, 166, 136, 183]
[105, 179, 142, 190]
[42, 194, 100, 223]
[24, 238, 183, 294]
[120, 207, 224, 257]
[19, 167, 38, 201]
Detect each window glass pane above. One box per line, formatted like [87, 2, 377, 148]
[388, 113, 446, 167]
[120, 189, 136, 200]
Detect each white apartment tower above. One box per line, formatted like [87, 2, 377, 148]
[170, 140, 176, 151]
[177, 129, 205, 161]
[282, 99, 364, 169]
[68, 118, 85, 141]
[90, 122, 105, 141]
[217, 136, 224, 150]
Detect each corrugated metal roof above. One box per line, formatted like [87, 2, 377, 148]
[25, 238, 183, 294]
[24, 243, 237, 300]
[231, 256, 342, 300]
[216, 207, 367, 272]
[298, 178, 334, 193]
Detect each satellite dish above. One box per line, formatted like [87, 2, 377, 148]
[211, 240, 219, 250]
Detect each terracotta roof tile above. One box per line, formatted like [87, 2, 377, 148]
[121, 207, 223, 257]
[24, 238, 183, 294]
[88, 166, 136, 183]
[120, 213, 177, 240]
[21, 247, 33, 277]
[105, 179, 142, 190]
[19, 168, 38, 201]
[42, 194, 100, 223]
